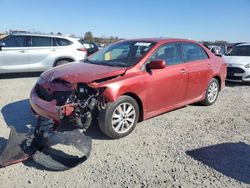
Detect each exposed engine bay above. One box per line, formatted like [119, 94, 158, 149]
[59, 83, 106, 131]
[0, 81, 107, 170]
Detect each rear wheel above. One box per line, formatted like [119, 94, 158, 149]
[98, 96, 139, 139]
[201, 78, 219, 106]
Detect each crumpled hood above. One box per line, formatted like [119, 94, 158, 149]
[223, 55, 250, 66]
[41, 62, 127, 83]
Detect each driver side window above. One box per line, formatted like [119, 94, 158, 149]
[2, 36, 26, 47]
[149, 43, 183, 66]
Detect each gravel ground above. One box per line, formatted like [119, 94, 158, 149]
[0, 76, 250, 188]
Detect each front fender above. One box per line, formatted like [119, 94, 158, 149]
[89, 73, 146, 103]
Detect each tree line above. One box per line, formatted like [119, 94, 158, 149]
[83, 31, 121, 44]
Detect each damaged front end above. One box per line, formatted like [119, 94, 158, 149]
[59, 83, 107, 131]
[35, 76, 108, 130]
[0, 60, 127, 170]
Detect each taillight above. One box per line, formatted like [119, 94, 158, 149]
[77, 48, 87, 52]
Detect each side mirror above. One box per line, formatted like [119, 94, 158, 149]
[147, 59, 166, 70]
[0, 42, 5, 50]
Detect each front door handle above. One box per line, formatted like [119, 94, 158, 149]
[180, 69, 187, 74]
[19, 50, 26, 53]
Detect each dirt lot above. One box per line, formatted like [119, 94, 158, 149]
[0, 76, 250, 188]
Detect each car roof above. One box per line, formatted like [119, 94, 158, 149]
[10, 33, 78, 40]
[124, 38, 199, 44]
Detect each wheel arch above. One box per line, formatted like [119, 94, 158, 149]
[122, 92, 144, 122]
[213, 75, 222, 91]
[53, 57, 75, 67]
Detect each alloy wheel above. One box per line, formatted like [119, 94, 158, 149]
[207, 82, 218, 103]
[111, 102, 136, 134]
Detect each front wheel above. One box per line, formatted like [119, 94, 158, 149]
[98, 96, 139, 139]
[201, 78, 219, 106]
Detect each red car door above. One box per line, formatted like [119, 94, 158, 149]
[145, 43, 188, 115]
[181, 42, 213, 101]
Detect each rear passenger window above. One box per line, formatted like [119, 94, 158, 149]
[55, 38, 72, 46]
[32, 36, 52, 47]
[182, 43, 208, 62]
[149, 43, 182, 66]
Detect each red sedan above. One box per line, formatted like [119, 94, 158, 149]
[30, 38, 227, 138]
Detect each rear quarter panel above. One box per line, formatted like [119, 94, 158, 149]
[215, 56, 227, 89]
[202, 46, 227, 90]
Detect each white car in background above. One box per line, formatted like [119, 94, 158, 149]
[223, 43, 250, 82]
[0, 33, 87, 74]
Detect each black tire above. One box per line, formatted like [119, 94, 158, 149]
[55, 60, 71, 66]
[201, 78, 219, 106]
[98, 96, 139, 139]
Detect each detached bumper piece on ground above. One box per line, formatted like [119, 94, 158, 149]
[0, 118, 92, 171]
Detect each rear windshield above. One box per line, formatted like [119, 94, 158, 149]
[226, 45, 250, 56]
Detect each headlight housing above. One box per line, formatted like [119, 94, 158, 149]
[245, 63, 250, 68]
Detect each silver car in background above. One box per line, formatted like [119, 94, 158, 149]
[0, 33, 87, 74]
[223, 43, 250, 82]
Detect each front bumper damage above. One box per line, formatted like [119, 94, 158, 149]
[30, 79, 107, 130]
[1, 80, 107, 170]
[30, 86, 60, 121]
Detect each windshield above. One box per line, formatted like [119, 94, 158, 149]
[226, 45, 250, 56]
[85, 41, 156, 67]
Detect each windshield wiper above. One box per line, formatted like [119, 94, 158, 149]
[84, 59, 128, 67]
[83, 59, 114, 67]
[84, 59, 99, 65]
[103, 62, 117, 67]
[105, 61, 129, 67]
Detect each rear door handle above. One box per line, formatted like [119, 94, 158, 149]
[51, 49, 56, 52]
[19, 50, 26, 53]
